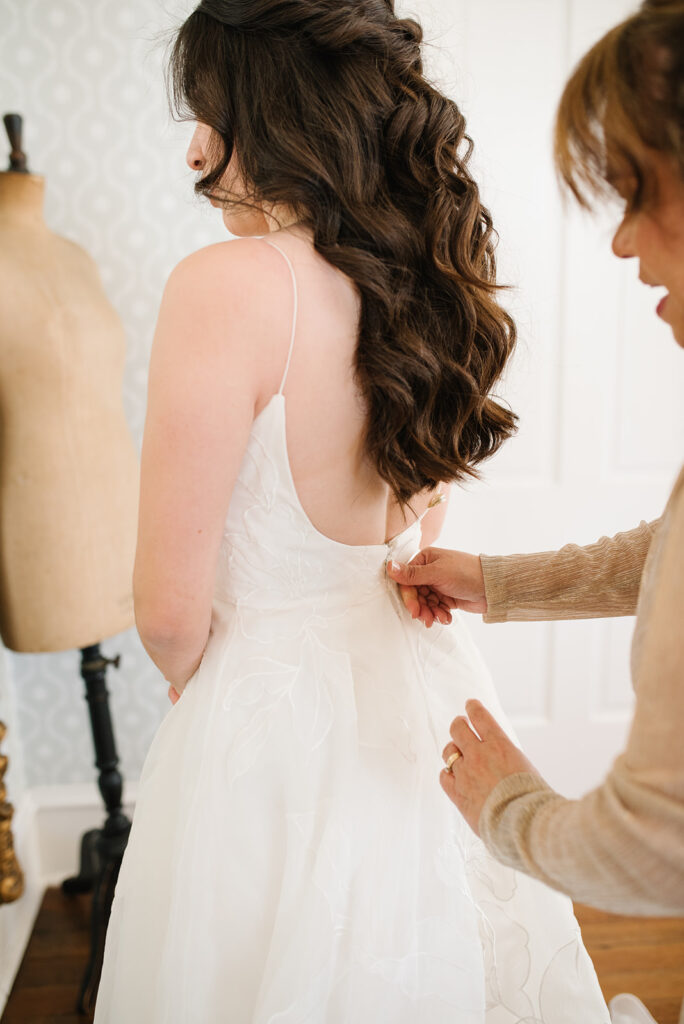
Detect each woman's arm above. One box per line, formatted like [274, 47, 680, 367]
[481, 519, 659, 622]
[133, 239, 285, 690]
[388, 519, 659, 626]
[444, 473, 684, 915]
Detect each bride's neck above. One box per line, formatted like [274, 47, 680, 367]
[263, 200, 307, 234]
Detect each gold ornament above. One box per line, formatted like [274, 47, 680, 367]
[0, 720, 24, 904]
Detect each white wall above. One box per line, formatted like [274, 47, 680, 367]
[416, 0, 684, 796]
[0, 0, 681, 805]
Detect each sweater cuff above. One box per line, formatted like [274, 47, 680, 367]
[480, 554, 512, 623]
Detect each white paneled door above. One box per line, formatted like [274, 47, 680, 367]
[400, 0, 684, 797]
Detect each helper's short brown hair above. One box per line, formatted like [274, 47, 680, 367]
[555, 0, 684, 207]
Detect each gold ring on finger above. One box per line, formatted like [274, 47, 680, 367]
[445, 749, 462, 773]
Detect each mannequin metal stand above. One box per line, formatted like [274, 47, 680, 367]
[62, 644, 131, 1015]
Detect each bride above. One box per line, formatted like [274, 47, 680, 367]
[95, 1, 610, 1021]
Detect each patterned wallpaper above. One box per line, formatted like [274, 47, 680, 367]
[0, 0, 228, 787]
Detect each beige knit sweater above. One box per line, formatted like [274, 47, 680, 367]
[477, 465, 684, 916]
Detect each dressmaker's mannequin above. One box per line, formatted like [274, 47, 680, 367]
[0, 114, 140, 1009]
[0, 136, 138, 652]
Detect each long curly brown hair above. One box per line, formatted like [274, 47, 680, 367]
[168, 0, 517, 505]
[555, 0, 684, 207]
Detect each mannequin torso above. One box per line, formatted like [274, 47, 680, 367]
[0, 172, 139, 651]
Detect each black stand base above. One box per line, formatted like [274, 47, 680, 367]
[61, 644, 131, 1016]
[62, 828, 102, 895]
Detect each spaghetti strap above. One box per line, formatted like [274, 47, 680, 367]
[263, 238, 299, 395]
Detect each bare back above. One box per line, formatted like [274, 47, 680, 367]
[252, 227, 443, 547]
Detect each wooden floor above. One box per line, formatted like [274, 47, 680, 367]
[578, 904, 684, 1024]
[2, 889, 93, 1023]
[2, 889, 683, 1022]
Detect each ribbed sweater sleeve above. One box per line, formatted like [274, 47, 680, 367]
[480, 520, 659, 623]
[477, 470, 684, 916]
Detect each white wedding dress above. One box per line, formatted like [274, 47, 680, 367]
[95, 241, 609, 1023]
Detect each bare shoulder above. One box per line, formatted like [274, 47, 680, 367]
[154, 237, 295, 400]
[164, 236, 291, 313]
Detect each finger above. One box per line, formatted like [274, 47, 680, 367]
[387, 557, 435, 588]
[433, 604, 451, 625]
[449, 714, 480, 752]
[465, 699, 510, 742]
[439, 764, 461, 803]
[430, 598, 450, 622]
[441, 741, 463, 771]
[419, 603, 435, 628]
[399, 584, 421, 619]
[442, 740, 462, 762]
[387, 560, 413, 584]
[410, 548, 434, 565]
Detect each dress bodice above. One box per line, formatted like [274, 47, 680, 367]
[215, 393, 423, 612]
